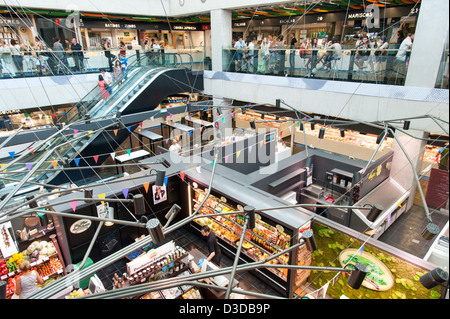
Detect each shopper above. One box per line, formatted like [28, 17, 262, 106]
[113, 59, 123, 85]
[119, 53, 128, 80]
[234, 36, 245, 71]
[354, 35, 370, 71]
[103, 38, 113, 72]
[52, 37, 67, 74]
[70, 38, 84, 72]
[289, 33, 298, 76]
[200, 225, 222, 266]
[119, 41, 127, 57]
[98, 74, 110, 99]
[168, 139, 182, 154]
[323, 37, 342, 71]
[395, 33, 414, 80]
[10, 39, 24, 76]
[100, 68, 113, 94]
[14, 260, 44, 299]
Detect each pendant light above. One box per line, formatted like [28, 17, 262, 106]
[420, 268, 449, 289]
[250, 120, 256, 130]
[133, 194, 145, 216]
[403, 120, 411, 130]
[421, 223, 440, 240]
[155, 170, 166, 187]
[366, 204, 384, 222]
[244, 206, 256, 229]
[146, 218, 165, 245]
[302, 229, 317, 252]
[318, 127, 326, 139]
[340, 129, 345, 138]
[347, 263, 369, 289]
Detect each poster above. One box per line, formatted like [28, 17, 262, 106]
[425, 168, 449, 209]
[0, 222, 19, 258]
[152, 184, 167, 205]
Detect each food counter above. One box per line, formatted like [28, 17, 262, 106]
[184, 167, 314, 298]
[235, 110, 293, 139]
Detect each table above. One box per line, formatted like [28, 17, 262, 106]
[136, 130, 163, 155]
[114, 150, 150, 174]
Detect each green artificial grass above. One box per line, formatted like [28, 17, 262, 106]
[308, 223, 442, 299]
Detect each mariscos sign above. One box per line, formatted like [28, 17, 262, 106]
[339, 249, 394, 292]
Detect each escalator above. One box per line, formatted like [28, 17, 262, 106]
[0, 52, 203, 201]
[58, 52, 202, 125]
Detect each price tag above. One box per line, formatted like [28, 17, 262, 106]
[30, 262, 36, 267]
[57, 269, 63, 274]
[42, 257, 49, 262]
[43, 276, 49, 281]
[8, 272, 15, 277]
[1, 275, 7, 280]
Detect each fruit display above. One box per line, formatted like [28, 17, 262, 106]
[0, 259, 9, 275]
[22, 240, 57, 263]
[182, 288, 201, 299]
[67, 289, 85, 299]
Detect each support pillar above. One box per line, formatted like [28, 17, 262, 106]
[210, 9, 232, 72]
[390, 129, 429, 212]
[405, 0, 449, 87]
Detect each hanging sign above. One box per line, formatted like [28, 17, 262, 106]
[69, 219, 92, 234]
[339, 248, 394, 292]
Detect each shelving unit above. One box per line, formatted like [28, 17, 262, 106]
[190, 187, 295, 288]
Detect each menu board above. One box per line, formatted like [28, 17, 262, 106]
[425, 168, 449, 209]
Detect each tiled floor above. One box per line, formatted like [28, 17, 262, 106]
[378, 204, 449, 258]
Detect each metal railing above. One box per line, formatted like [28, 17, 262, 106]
[223, 46, 416, 86]
[0, 48, 198, 79]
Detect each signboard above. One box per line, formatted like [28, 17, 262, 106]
[0, 222, 18, 258]
[69, 219, 92, 234]
[425, 168, 449, 209]
[127, 241, 175, 275]
[152, 184, 167, 205]
[339, 248, 394, 292]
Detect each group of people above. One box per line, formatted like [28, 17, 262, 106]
[230, 31, 413, 78]
[0, 36, 85, 77]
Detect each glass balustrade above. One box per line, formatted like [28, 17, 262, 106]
[222, 46, 417, 86]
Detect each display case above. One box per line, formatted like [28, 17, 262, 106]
[186, 180, 313, 298]
[235, 110, 293, 139]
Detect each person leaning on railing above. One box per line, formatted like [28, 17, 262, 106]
[395, 33, 414, 75]
[70, 38, 84, 73]
[10, 39, 24, 76]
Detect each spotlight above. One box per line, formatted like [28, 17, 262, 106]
[146, 218, 165, 245]
[250, 120, 256, 130]
[242, 108, 247, 115]
[420, 268, 449, 289]
[347, 263, 369, 289]
[318, 127, 326, 139]
[302, 229, 317, 252]
[299, 121, 304, 131]
[133, 194, 146, 216]
[216, 107, 222, 116]
[276, 99, 281, 108]
[261, 113, 265, 120]
[340, 129, 345, 138]
[155, 170, 166, 187]
[105, 207, 114, 227]
[276, 115, 280, 121]
[366, 204, 384, 222]
[244, 206, 256, 229]
[403, 120, 411, 130]
[421, 223, 440, 240]
[376, 131, 386, 144]
[84, 188, 93, 199]
[310, 122, 315, 131]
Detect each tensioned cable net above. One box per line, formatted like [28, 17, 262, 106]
[0, 0, 448, 301]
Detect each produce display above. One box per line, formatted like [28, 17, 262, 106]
[193, 188, 292, 281]
[182, 288, 202, 299]
[1, 239, 65, 298]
